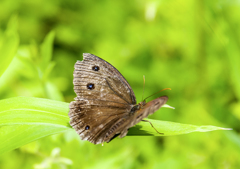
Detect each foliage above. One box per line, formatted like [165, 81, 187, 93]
[0, 0, 240, 168]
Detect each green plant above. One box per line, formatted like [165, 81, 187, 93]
[0, 23, 231, 154]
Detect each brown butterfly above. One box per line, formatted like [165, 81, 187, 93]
[69, 53, 168, 144]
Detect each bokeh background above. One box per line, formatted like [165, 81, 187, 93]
[0, 0, 240, 168]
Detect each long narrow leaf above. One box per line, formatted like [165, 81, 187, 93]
[0, 125, 69, 155]
[128, 119, 231, 136]
[0, 97, 231, 154]
[0, 16, 19, 77]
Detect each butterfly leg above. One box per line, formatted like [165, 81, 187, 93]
[119, 129, 129, 138]
[141, 120, 164, 135]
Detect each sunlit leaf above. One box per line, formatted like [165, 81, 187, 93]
[128, 119, 232, 136]
[0, 125, 69, 155]
[0, 97, 231, 154]
[0, 97, 70, 154]
[40, 31, 55, 70]
[0, 15, 19, 77]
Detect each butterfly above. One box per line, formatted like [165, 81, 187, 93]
[68, 53, 168, 144]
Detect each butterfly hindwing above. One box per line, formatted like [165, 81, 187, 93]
[69, 100, 130, 144]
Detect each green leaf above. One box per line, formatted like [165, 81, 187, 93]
[40, 31, 55, 70]
[0, 97, 69, 126]
[0, 97, 231, 154]
[0, 125, 69, 155]
[127, 119, 232, 136]
[0, 97, 71, 154]
[0, 15, 19, 77]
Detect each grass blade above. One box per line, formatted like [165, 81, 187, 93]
[0, 97, 231, 154]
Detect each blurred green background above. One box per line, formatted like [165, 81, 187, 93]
[0, 0, 240, 168]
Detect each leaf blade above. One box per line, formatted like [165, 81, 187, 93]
[0, 15, 19, 77]
[0, 97, 231, 154]
[0, 124, 70, 154]
[128, 119, 231, 136]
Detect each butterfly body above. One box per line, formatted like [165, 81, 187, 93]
[69, 53, 168, 144]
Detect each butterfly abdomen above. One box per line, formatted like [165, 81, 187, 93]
[104, 118, 127, 142]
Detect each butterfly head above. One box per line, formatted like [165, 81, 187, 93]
[130, 100, 146, 115]
[138, 100, 146, 109]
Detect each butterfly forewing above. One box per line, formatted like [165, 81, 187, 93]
[73, 53, 136, 104]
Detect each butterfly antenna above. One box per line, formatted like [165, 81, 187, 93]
[144, 88, 171, 101]
[142, 120, 163, 135]
[142, 75, 145, 102]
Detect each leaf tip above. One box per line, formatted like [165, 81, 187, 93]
[196, 125, 232, 132]
[163, 104, 175, 109]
